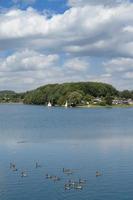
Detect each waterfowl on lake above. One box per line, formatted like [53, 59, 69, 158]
[9, 161, 87, 191]
[64, 184, 71, 190]
[68, 180, 78, 186]
[35, 162, 41, 168]
[51, 176, 60, 181]
[21, 171, 27, 177]
[10, 163, 15, 169]
[79, 179, 87, 184]
[12, 167, 18, 171]
[63, 168, 73, 175]
[66, 180, 83, 190]
[74, 184, 83, 190]
[46, 174, 52, 179]
[10, 163, 13, 169]
[96, 171, 102, 177]
[46, 174, 60, 181]
[10, 163, 18, 171]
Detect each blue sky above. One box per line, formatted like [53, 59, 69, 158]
[0, 0, 133, 91]
[0, 0, 68, 13]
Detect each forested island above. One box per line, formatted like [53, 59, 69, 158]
[0, 82, 133, 107]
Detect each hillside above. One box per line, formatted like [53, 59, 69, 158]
[23, 82, 119, 106]
[0, 90, 24, 103]
[0, 82, 132, 106]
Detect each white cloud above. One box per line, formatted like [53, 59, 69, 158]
[104, 57, 133, 73]
[64, 57, 89, 71]
[0, 50, 91, 91]
[124, 72, 133, 79]
[0, 4, 133, 59]
[68, 0, 130, 7]
[0, 49, 59, 72]
[0, 1, 133, 90]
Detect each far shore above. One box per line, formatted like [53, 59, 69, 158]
[0, 102, 133, 108]
[77, 104, 133, 108]
[0, 102, 23, 104]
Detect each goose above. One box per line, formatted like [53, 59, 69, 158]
[10, 163, 13, 169]
[12, 168, 18, 172]
[96, 171, 102, 177]
[63, 168, 73, 175]
[46, 174, 52, 179]
[10, 163, 18, 171]
[21, 171, 27, 177]
[64, 184, 71, 190]
[79, 179, 87, 184]
[74, 184, 83, 190]
[68, 180, 78, 186]
[51, 176, 60, 181]
[35, 162, 41, 168]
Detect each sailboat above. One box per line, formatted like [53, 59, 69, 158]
[64, 101, 68, 107]
[48, 101, 52, 107]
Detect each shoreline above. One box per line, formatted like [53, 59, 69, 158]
[77, 104, 133, 108]
[0, 102, 23, 105]
[0, 102, 133, 108]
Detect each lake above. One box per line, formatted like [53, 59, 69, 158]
[0, 104, 133, 200]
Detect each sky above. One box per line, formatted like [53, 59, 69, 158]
[0, 0, 133, 91]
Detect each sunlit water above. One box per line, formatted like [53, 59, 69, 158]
[0, 104, 133, 200]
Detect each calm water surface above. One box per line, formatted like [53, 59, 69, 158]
[0, 104, 133, 200]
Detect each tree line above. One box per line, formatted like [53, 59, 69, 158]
[0, 82, 132, 106]
[23, 82, 133, 106]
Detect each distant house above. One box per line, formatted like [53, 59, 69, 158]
[112, 99, 133, 105]
[112, 99, 124, 105]
[93, 97, 102, 104]
[127, 99, 133, 105]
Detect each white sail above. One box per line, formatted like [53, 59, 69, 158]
[48, 101, 52, 107]
[65, 101, 68, 107]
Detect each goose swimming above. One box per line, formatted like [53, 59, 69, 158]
[46, 174, 52, 179]
[51, 176, 60, 182]
[10, 163, 18, 171]
[64, 184, 71, 190]
[79, 179, 87, 184]
[96, 171, 102, 177]
[35, 162, 41, 168]
[74, 184, 83, 190]
[68, 180, 78, 186]
[21, 171, 27, 177]
[63, 168, 73, 175]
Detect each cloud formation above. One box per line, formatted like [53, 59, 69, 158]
[104, 58, 133, 73]
[0, 0, 133, 90]
[0, 49, 59, 72]
[0, 50, 90, 91]
[0, 4, 133, 59]
[68, 0, 130, 6]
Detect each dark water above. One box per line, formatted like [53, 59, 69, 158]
[0, 104, 133, 200]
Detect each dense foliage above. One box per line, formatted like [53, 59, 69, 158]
[0, 90, 24, 103]
[0, 82, 132, 106]
[23, 82, 119, 106]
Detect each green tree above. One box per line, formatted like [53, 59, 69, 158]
[83, 94, 94, 104]
[67, 91, 83, 106]
[105, 94, 113, 105]
[120, 90, 132, 99]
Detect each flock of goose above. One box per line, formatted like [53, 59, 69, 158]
[10, 162, 102, 191]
